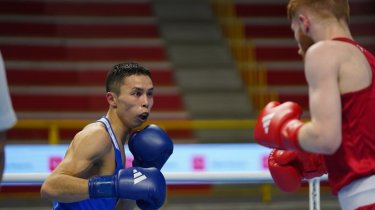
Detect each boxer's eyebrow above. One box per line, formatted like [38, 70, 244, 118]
[131, 87, 154, 91]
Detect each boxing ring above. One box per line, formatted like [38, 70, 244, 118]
[5, 119, 327, 210]
[2, 172, 325, 210]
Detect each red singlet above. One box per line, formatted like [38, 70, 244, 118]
[324, 38, 375, 195]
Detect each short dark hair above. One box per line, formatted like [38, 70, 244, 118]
[105, 62, 152, 94]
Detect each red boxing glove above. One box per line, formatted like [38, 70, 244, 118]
[269, 149, 327, 193]
[293, 150, 327, 180]
[254, 101, 304, 150]
[268, 149, 302, 192]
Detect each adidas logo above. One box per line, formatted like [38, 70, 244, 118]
[133, 169, 147, 184]
[261, 113, 275, 134]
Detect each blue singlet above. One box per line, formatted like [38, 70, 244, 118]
[52, 116, 124, 210]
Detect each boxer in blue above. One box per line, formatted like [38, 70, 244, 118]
[41, 63, 173, 210]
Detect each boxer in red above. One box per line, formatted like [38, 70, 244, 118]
[254, 1, 375, 209]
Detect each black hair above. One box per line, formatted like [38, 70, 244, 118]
[105, 62, 152, 94]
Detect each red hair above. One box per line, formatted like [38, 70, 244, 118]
[287, 0, 350, 23]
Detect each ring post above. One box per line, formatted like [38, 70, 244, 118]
[309, 178, 321, 210]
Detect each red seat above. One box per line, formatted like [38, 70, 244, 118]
[0, 21, 159, 38]
[6, 67, 175, 87]
[11, 92, 184, 112]
[1, 44, 167, 62]
[0, 1, 153, 17]
[266, 70, 306, 86]
[255, 46, 300, 61]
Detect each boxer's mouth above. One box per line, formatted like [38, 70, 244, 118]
[138, 112, 149, 121]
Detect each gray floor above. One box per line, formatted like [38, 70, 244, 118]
[0, 184, 341, 210]
[0, 201, 341, 210]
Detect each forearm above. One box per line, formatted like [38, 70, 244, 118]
[298, 121, 341, 154]
[41, 173, 89, 203]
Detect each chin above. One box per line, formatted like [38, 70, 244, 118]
[133, 120, 145, 129]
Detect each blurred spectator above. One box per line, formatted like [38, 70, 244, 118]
[0, 51, 17, 182]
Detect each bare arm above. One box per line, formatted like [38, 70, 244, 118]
[40, 153, 91, 202]
[40, 124, 112, 202]
[298, 41, 342, 154]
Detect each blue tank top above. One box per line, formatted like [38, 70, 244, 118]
[52, 116, 124, 210]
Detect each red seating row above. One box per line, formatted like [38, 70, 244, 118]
[6, 67, 175, 87]
[244, 24, 293, 39]
[266, 69, 306, 86]
[1, 44, 166, 62]
[235, 1, 375, 17]
[8, 84, 193, 142]
[255, 46, 300, 61]
[3, 0, 194, 142]
[0, 21, 159, 38]
[11, 92, 184, 112]
[243, 21, 375, 39]
[0, 1, 153, 17]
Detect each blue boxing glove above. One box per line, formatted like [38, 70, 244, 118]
[88, 167, 166, 210]
[129, 124, 174, 170]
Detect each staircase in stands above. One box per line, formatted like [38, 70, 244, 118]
[0, 0, 194, 144]
[216, 0, 375, 112]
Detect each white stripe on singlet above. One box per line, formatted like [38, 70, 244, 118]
[97, 117, 120, 150]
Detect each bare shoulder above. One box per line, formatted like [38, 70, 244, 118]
[69, 122, 112, 160]
[306, 40, 355, 62]
[304, 40, 344, 75]
[306, 40, 339, 59]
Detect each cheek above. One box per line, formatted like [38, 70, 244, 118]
[293, 29, 299, 41]
[149, 97, 154, 109]
[116, 96, 134, 111]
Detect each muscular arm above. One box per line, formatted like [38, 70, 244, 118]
[298, 41, 342, 154]
[41, 124, 112, 202]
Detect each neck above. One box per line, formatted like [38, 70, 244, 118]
[105, 108, 131, 146]
[312, 18, 353, 41]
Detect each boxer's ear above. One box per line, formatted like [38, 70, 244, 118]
[106, 92, 117, 108]
[298, 14, 310, 34]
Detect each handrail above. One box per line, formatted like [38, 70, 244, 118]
[13, 119, 257, 144]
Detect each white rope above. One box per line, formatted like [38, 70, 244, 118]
[165, 171, 273, 183]
[2, 172, 273, 184]
[2, 172, 327, 210]
[2, 173, 49, 184]
[2, 172, 327, 184]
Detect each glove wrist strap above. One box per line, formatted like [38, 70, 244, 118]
[88, 175, 116, 198]
[281, 119, 304, 151]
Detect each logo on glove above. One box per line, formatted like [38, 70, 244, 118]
[133, 169, 147, 184]
[261, 113, 275, 134]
